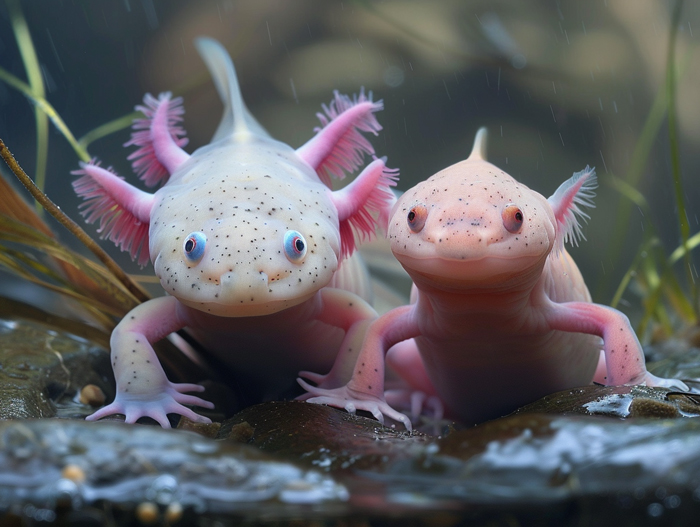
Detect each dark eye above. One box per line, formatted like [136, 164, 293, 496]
[407, 204, 427, 233]
[284, 230, 307, 262]
[183, 231, 207, 262]
[502, 204, 524, 233]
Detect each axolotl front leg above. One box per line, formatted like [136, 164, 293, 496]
[87, 296, 214, 427]
[299, 304, 418, 430]
[543, 300, 688, 390]
[297, 287, 379, 391]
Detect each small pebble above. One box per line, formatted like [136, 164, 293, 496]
[79, 385, 106, 407]
[628, 398, 681, 419]
[136, 502, 159, 525]
[165, 502, 183, 523]
[226, 421, 255, 443]
[60, 464, 86, 483]
[176, 417, 220, 438]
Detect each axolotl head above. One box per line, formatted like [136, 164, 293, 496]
[389, 129, 556, 288]
[149, 142, 340, 317]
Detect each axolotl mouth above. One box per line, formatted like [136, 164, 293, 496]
[159, 263, 321, 317]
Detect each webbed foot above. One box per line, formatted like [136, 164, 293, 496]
[384, 389, 444, 422]
[86, 382, 214, 428]
[297, 378, 412, 431]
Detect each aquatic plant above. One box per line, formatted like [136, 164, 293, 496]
[0, 2, 204, 378]
[607, 0, 699, 341]
[0, 139, 147, 328]
[0, 0, 141, 330]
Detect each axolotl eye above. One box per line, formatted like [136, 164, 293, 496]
[502, 204, 524, 233]
[184, 231, 207, 262]
[407, 204, 427, 233]
[284, 230, 307, 262]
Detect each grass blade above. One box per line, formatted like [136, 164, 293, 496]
[78, 112, 141, 151]
[594, 79, 668, 300]
[669, 231, 700, 265]
[594, 46, 692, 301]
[610, 236, 659, 310]
[0, 215, 140, 311]
[0, 138, 149, 303]
[0, 67, 90, 162]
[0, 246, 120, 328]
[5, 0, 49, 209]
[665, 0, 697, 319]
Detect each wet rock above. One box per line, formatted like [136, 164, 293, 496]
[211, 401, 700, 524]
[221, 401, 431, 472]
[5, 307, 700, 524]
[510, 384, 700, 418]
[0, 304, 235, 425]
[224, 421, 256, 443]
[0, 419, 348, 521]
[375, 414, 700, 525]
[434, 414, 700, 498]
[0, 316, 112, 420]
[176, 416, 221, 439]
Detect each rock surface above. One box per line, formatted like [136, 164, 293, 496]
[0, 312, 112, 420]
[0, 419, 348, 525]
[2, 309, 700, 525]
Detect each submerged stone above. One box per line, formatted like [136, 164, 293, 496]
[3, 308, 700, 524]
[219, 401, 700, 524]
[511, 384, 700, 418]
[0, 419, 348, 522]
[0, 316, 112, 420]
[0, 303, 232, 424]
[221, 400, 431, 472]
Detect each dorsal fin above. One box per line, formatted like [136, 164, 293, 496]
[468, 127, 488, 161]
[194, 37, 270, 142]
[547, 166, 597, 254]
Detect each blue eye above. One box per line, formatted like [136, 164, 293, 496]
[284, 230, 307, 261]
[183, 231, 206, 262]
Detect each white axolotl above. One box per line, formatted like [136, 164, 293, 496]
[299, 128, 687, 430]
[72, 38, 397, 427]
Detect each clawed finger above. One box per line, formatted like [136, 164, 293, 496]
[86, 404, 123, 422]
[169, 404, 212, 424]
[174, 393, 214, 409]
[171, 383, 206, 393]
[298, 370, 326, 384]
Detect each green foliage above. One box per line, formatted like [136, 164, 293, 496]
[609, 0, 699, 340]
[0, 0, 152, 331]
[5, 0, 48, 213]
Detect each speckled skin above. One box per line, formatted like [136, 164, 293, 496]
[150, 136, 341, 317]
[75, 38, 396, 427]
[300, 129, 687, 430]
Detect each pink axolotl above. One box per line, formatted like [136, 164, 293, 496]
[299, 128, 687, 430]
[72, 38, 397, 427]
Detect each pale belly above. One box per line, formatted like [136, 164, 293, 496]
[410, 249, 601, 424]
[416, 329, 600, 423]
[179, 303, 344, 402]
